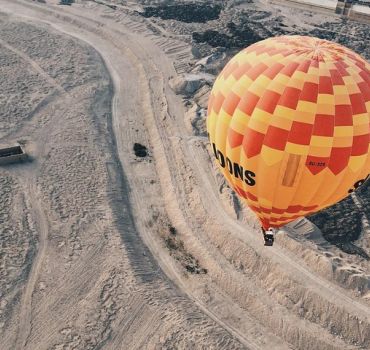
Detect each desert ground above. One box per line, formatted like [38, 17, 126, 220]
[0, 0, 369, 349]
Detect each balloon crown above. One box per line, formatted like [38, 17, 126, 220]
[258, 35, 360, 63]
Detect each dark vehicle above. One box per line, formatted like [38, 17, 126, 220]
[59, 0, 73, 5]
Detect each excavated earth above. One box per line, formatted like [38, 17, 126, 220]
[0, 1, 369, 349]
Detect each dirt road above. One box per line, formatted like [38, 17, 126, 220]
[0, 1, 369, 349]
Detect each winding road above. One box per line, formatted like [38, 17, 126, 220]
[1, 1, 369, 349]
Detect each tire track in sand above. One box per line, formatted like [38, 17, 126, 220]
[15, 182, 49, 350]
[0, 34, 60, 350]
[0, 38, 66, 94]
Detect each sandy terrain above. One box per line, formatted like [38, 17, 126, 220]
[0, 1, 369, 349]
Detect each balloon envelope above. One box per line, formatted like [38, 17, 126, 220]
[207, 35, 370, 229]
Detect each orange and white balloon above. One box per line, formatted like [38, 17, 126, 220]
[207, 35, 370, 229]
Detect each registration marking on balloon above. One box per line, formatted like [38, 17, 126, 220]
[207, 35, 370, 229]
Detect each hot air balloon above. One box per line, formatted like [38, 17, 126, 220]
[207, 35, 370, 244]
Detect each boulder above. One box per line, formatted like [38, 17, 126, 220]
[195, 50, 226, 67]
[169, 73, 214, 95]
